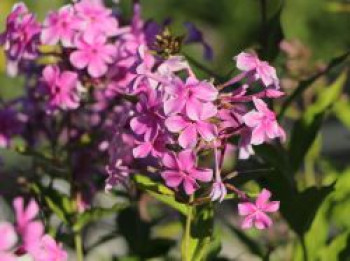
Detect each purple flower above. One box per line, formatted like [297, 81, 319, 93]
[70, 34, 115, 78]
[164, 76, 218, 118]
[0, 3, 40, 76]
[243, 98, 285, 145]
[161, 150, 213, 195]
[41, 65, 81, 111]
[235, 52, 280, 88]
[130, 90, 164, 141]
[74, 0, 119, 38]
[41, 5, 79, 47]
[238, 189, 280, 229]
[165, 103, 217, 148]
[0, 108, 22, 148]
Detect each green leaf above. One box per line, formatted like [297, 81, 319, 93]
[73, 203, 128, 232]
[319, 233, 350, 261]
[279, 52, 349, 118]
[133, 175, 188, 215]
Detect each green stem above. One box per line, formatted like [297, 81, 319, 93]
[74, 232, 84, 261]
[182, 197, 194, 261]
[300, 235, 308, 261]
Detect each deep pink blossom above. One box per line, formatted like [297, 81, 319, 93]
[165, 103, 217, 148]
[41, 5, 78, 47]
[70, 34, 115, 78]
[13, 197, 44, 253]
[32, 235, 68, 261]
[238, 189, 280, 229]
[0, 3, 40, 76]
[161, 150, 213, 195]
[164, 77, 218, 117]
[74, 0, 119, 38]
[41, 65, 80, 111]
[243, 98, 285, 145]
[235, 52, 279, 88]
[133, 132, 168, 159]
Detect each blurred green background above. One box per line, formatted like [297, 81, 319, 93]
[0, 0, 350, 260]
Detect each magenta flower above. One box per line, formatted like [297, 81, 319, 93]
[235, 52, 279, 88]
[164, 76, 218, 118]
[74, 0, 119, 38]
[161, 150, 213, 195]
[41, 65, 80, 111]
[243, 98, 285, 145]
[238, 189, 280, 229]
[13, 197, 44, 253]
[133, 132, 168, 159]
[33, 235, 68, 261]
[0, 3, 40, 76]
[165, 103, 217, 148]
[0, 222, 17, 261]
[70, 34, 115, 78]
[41, 5, 78, 47]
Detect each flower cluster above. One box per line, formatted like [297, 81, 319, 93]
[0, 197, 67, 261]
[0, 0, 282, 236]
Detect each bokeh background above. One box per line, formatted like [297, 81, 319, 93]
[0, 0, 350, 260]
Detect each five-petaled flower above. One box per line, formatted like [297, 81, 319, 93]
[238, 189, 280, 230]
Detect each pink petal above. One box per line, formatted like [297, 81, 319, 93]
[88, 58, 108, 78]
[162, 153, 178, 169]
[161, 171, 183, 188]
[199, 102, 217, 120]
[0, 222, 17, 251]
[254, 212, 272, 229]
[191, 81, 218, 102]
[178, 124, 197, 149]
[252, 98, 270, 114]
[132, 142, 152, 158]
[262, 201, 280, 213]
[238, 202, 256, 216]
[256, 189, 271, 208]
[241, 215, 254, 229]
[235, 52, 257, 71]
[177, 150, 195, 171]
[191, 168, 213, 182]
[165, 115, 189, 133]
[183, 177, 198, 195]
[70, 51, 89, 69]
[196, 121, 217, 142]
[243, 110, 262, 128]
[164, 98, 185, 115]
[186, 97, 203, 121]
[251, 125, 266, 145]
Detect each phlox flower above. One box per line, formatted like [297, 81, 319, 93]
[161, 150, 213, 195]
[133, 132, 168, 159]
[238, 189, 280, 229]
[164, 77, 218, 118]
[165, 103, 217, 148]
[41, 65, 81, 111]
[70, 34, 115, 78]
[32, 235, 68, 261]
[235, 52, 280, 89]
[74, 0, 119, 38]
[41, 5, 78, 47]
[210, 181, 227, 202]
[243, 98, 285, 145]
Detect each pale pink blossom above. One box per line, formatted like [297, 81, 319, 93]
[243, 98, 285, 145]
[41, 5, 78, 47]
[41, 65, 80, 111]
[235, 52, 280, 88]
[0, 222, 17, 260]
[210, 181, 227, 202]
[70, 34, 115, 78]
[238, 189, 280, 229]
[161, 150, 213, 195]
[32, 235, 68, 261]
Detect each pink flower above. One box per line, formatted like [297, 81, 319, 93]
[74, 0, 119, 38]
[70, 34, 115, 78]
[242, 98, 285, 145]
[235, 52, 279, 88]
[161, 150, 213, 195]
[41, 5, 78, 47]
[13, 197, 44, 253]
[0, 222, 17, 260]
[165, 103, 217, 148]
[164, 77, 218, 118]
[133, 132, 168, 159]
[238, 189, 280, 229]
[32, 235, 68, 261]
[41, 65, 80, 111]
